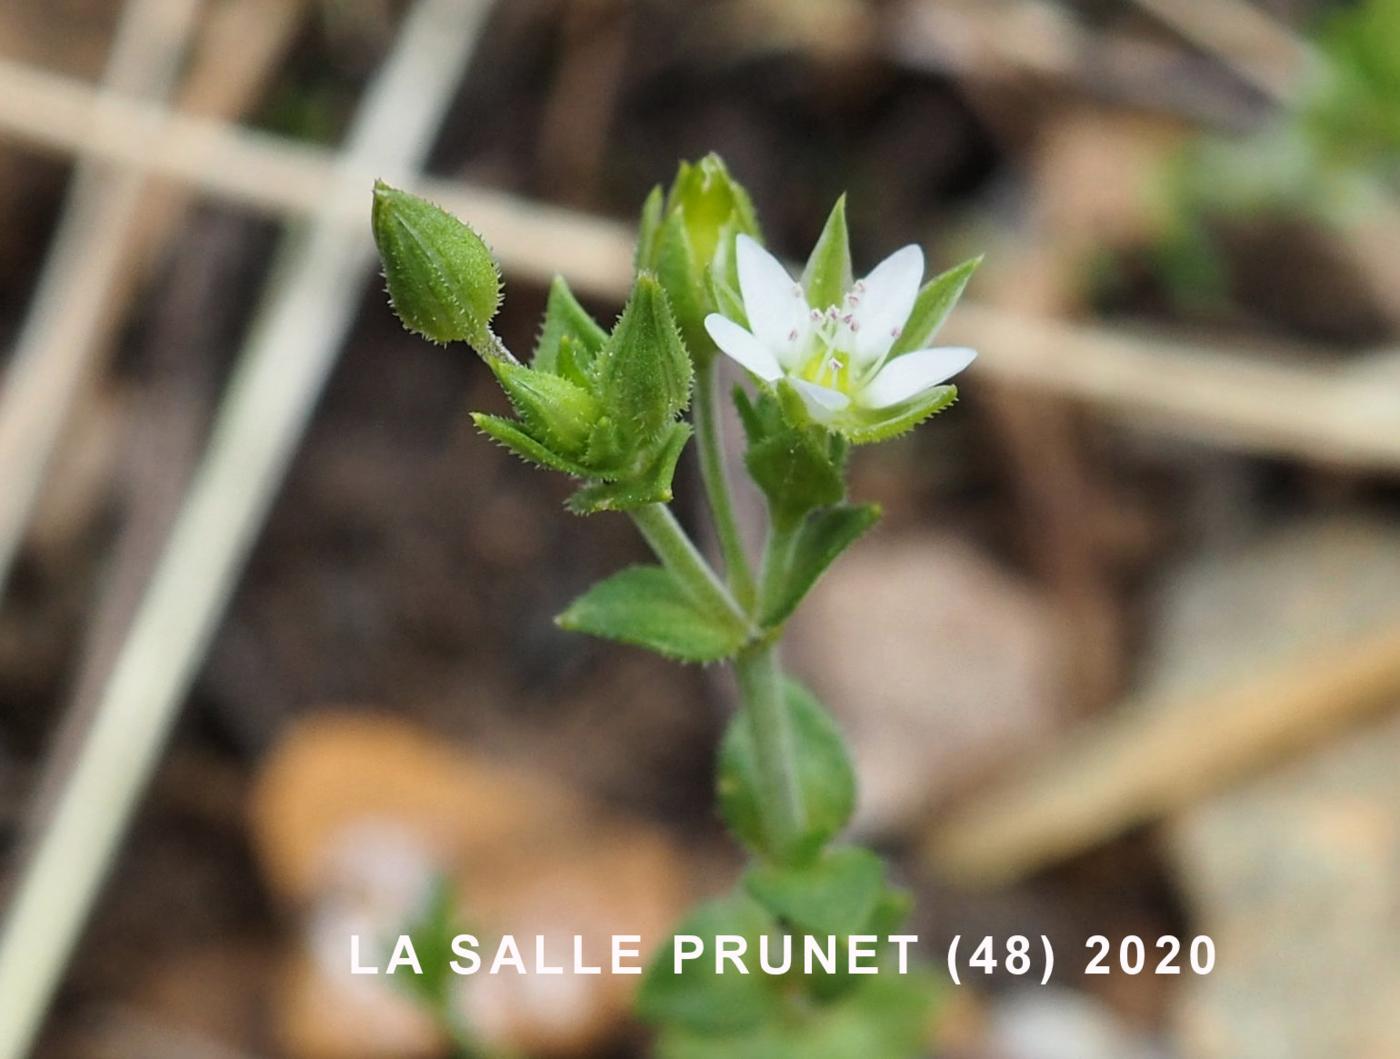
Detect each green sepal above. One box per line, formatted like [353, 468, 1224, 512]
[801, 195, 853, 310]
[471, 413, 594, 478]
[489, 360, 598, 455]
[636, 184, 665, 272]
[371, 181, 502, 353]
[759, 503, 881, 628]
[638, 891, 782, 1036]
[642, 154, 761, 365]
[706, 266, 747, 329]
[556, 559, 747, 661]
[736, 386, 847, 529]
[745, 847, 886, 937]
[889, 256, 981, 356]
[534, 275, 607, 376]
[718, 679, 856, 864]
[596, 273, 693, 444]
[567, 422, 693, 515]
[554, 333, 597, 391]
[841, 385, 959, 445]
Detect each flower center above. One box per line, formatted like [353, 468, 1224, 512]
[796, 283, 866, 390]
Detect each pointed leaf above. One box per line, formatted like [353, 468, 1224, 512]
[534, 275, 607, 375]
[472, 413, 593, 478]
[760, 503, 881, 627]
[890, 256, 980, 356]
[556, 562, 747, 661]
[718, 679, 856, 863]
[801, 196, 853, 310]
[745, 847, 886, 937]
[371, 181, 502, 353]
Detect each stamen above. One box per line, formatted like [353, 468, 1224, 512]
[788, 328, 799, 342]
[809, 308, 823, 322]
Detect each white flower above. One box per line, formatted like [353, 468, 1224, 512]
[704, 235, 975, 432]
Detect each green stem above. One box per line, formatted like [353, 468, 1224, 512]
[734, 641, 805, 856]
[629, 502, 749, 630]
[730, 516, 807, 856]
[693, 359, 757, 609]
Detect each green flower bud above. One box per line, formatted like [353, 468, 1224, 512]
[490, 360, 600, 456]
[639, 154, 760, 365]
[595, 273, 692, 445]
[468, 273, 693, 514]
[371, 181, 503, 356]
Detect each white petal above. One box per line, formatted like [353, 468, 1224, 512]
[705, 314, 784, 381]
[850, 244, 923, 366]
[857, 347, 975, 408]
[736, 235, 808, 365]
[789, 379, 851, 423]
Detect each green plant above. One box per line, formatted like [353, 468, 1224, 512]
[372, 154, 978, 1057]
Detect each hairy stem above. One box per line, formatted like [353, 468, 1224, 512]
[693, 359, 757, 608]
[731, 516, 807, 855]
[629, 502, 749, 630]
[734, 640, 805, 856]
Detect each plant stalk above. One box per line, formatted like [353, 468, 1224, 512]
[629, 502, 749, 631]
[734, 640, 806, 856]
[730, 516, 808, 855]
[692, 358, 757, 608]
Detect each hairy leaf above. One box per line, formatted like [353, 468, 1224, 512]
[718, 679, 856, 862]
[556, 562, 747, 661]
[760, 503, 881, 628]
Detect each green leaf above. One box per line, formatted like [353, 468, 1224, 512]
[596, 273, 693, 443]
[736, 386, 847, 529]
[889, 257, 981, 356]
[533, 275, 607, 376]
[472, 413, 593, 478]
[489, 360, 599, 455]
[718, 679, 856, 862]
[746, 847, 885, 937]
[842, 384, 958, 445]
[393, 875, 461, 1011]
[657, 969, 939, 1059]
[568, 422, 693, 515]
[638, 891, 783, 1035]
[371, 181, 502, 352]
[802, 196, 853, 310]
[556, 561, 747, 661]
[760, 503, 881, 628]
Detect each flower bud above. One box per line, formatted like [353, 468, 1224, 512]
[595, 274, 693, 445]
[638, 155, 760, 365]
[371, 181, 502, 354]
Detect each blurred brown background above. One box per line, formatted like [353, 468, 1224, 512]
[1, 0, 1399, 1056]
